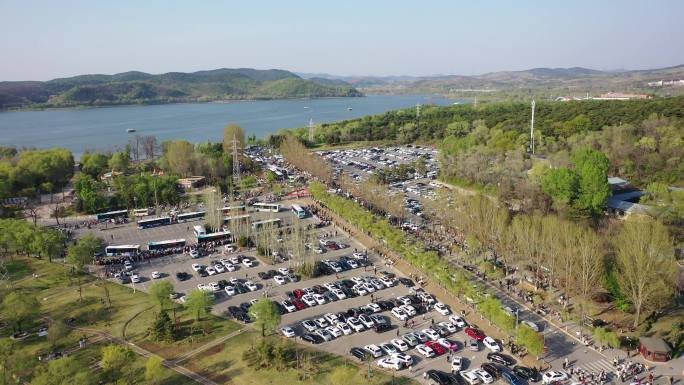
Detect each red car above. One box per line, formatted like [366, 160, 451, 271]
[326, 242, 340, 250]
[291, 298, 307, 310]
[293, 289, 305, 299]
[426, 341, 446, 355]
[465, 327, 486, 341]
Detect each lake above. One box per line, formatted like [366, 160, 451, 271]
[0, 95, 463, 158]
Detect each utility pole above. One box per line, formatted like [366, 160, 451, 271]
[530, 100, 536, 155]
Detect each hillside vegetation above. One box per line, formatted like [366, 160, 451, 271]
[0, 68, 363, 109]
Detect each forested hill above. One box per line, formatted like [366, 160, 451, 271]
[0, 68, 363, 109]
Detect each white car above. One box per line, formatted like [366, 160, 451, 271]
[438, 321, 457, 333]
[461, 370, 482, 385]
[380, 343, 398, 355]
[482, 336, 501, 352]
[415, 344, 435, 358]
[380, 277, 397, 287]
[206, 267, 216, 276]
[347, 317, 365, 332]
[131, 274, 140, 283]
[352, 252, 366, 259]
[391, 352, 413, 366]
[542, 371, 569, 384]
[422, 328, 440, 341]
[302, 295, 317, 307]
[312, 294, 326, 305]
[281, 301, 296, 313]
[391, 338, 410, 352]
[224, 263, 236, 272]
[331, 288, 346, 300]
[401, 304, 417, 316]
[314, 317, 328, 329]
[354, 285, 368, 296]
[278, 267, 289, 275]
[451, 356, 463, 371]
[209, 282, 221, 292]
[323, 282, 338, 291]
[316, 329, 334, 341]
[351, 276, 365, 285]
[391, 307, 408, 321]
[326, 325, 343, 338]
[377, 357, 402, 370]
[322, 313, 338, 324]
[191, 263, 202, 272]
[449, 315, 467, 328]
[397, 296, 412, 306]
[273, 275, 287, 285]
[151, 271, 161, 279]
[364, 344, 383, 358]
[281, 326, 296, 338]
[474, 368, 494, 384]
[358, 314, 375, 329]
[189, 249, 199, 258]
[363, 283, 376, 293]
[229, 256, 240, 265]
[346, 259, 359, 269]
[336, 322, 353, 335]
[301, 319, 317, 332]
[434, 302, 451, 315]
[197, 283, 210, 291]
[224, 285, 236, 296]
[214, 264, 225, 273]
[244, 281, 258, 291]
[242, 258, 254, 267]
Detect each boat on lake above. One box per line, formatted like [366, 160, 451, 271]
[126, 128, 136, 133]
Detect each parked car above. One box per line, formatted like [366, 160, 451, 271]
[542, 371, 569, 384]
[350, 347, 369, 361]
[513, 366, 541, 382]
[487, 353, 514, 366]
[482, 337, 501, 352]
[465, 327, 486, 341]
[502, 371, 524, 385]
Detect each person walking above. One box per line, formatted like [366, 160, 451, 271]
[564, 358, 569, 370]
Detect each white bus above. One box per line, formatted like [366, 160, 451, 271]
[251, 218, 282, 230]
[105, 244, 140, 257]
[133, 208, 153, 218]
[252, 202, 280, 212]
[223, 214, 250, 225]
[147, 239, 186, 251]
[291, 204, 306, 219]
[218, 205, 246, 214]
[193, 225, 206, 237]
[197, 231, 231, 244]
[177, 211, 206, 223]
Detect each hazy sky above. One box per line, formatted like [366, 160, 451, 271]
[2, 0, 683, 81]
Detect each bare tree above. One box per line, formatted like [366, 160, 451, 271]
[142, 135, 158, 160]
[614, 216, 678, 328]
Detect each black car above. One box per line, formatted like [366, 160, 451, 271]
[349, 347, 369, 361]
[176, 272, 191, 281]
[323, 291, 338, 303]
[398, 277, 414, 287]
[287, 273, 299, 282]
[374, 323, 393, 333]
[217, 279, 229, 288]
[234, 283, 248, 294]
[239, 302, 252, 312]
[481, 363, 502, 378]
[513, 366, 541, 382]
[235, 313, 251, 323]
[433, 324, 450, 336]
[377, 300, 394, 311]
[227, 306, 244, 319]
[447, 373, 465, 385]
[301, 333, 324, 344]
[198, 269, 208, 277]
[258, 271, 271, 280]
[312, 285, 327, 294]
[426, 369, 451, 385]
[487, 353, 515, 366]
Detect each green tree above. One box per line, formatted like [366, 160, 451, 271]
[101, 344, 135, 377]
[47, 319, 69, 350]
[248, 299, 282, 337]
[516, 324, 545, 358]
[184, 289, 214, 321]
[149, 280, 174, 310]
[30, 356, 94, 385]
[1, 292, 40, 332]
[150, 311, 174, 342]
[614, 217, 678, 328]
[165, 140, 196, 177]
[80, 152, 110, 178]
[67, 233, 104, 300]
[145, 356, 165, 385]
[108, 150, 130, 172]
[572, 148, 611, 217]
[541, 167, 579, 208]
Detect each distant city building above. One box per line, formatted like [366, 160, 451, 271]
[593, 92, 652, 100]
[647, 79, 684, 87]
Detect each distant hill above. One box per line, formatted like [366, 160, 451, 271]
[0, 68, 363, 109]
[302, 65, 684, 95]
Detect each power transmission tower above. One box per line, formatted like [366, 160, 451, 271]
[308, 118, 315, 142]
[530, 100, 536, 155]
[232, 134, 241, 185]
[416, 103, 421, 118]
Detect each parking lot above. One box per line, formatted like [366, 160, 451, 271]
[117, 210, 520, 384]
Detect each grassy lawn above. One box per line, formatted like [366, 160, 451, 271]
[188, 331, 417, 385]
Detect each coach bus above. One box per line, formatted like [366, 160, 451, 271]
[252, 202, 280, 212]
[291, 204, 307, 219]
[147, 239, 186, 251]
[197, 230, 231, 244]
[176, 211, 206, 223]
[105, 244, 140, 257]
[218, 205, 246, 214]
[251, 218, 282, 230]
[137, 216, 172, 229]
[192, 225, 207, 237]
[96, 209, 128, 221]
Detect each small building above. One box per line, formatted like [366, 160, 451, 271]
[593, 92, 652, 101]
[639, 337, 671, 362]
[177, 176, 205, 190]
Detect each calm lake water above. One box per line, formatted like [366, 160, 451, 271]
[0, 95, 463, 158]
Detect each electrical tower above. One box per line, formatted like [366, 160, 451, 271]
[308, 118, 315, 142]
[416, 103, 421, 118]
[530, 100, 536, 155]
[232, 133, 241, 185]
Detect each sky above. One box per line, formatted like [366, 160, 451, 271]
[1, 0, 684, 81]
